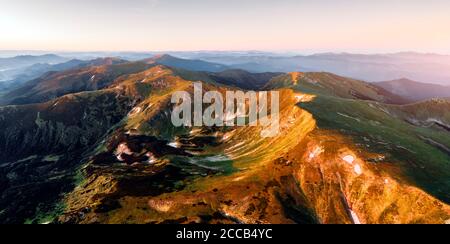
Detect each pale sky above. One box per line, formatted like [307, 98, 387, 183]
[1, 0, 450, 53]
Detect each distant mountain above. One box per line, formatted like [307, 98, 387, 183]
[196, 52, 450, 86]
[145, 54, 229, 72]
[373, 78, 450, 102]
[206, 69, 281, 90]
[0, 57, 280, 105]
[0, 54, 67, 69]
[265, 72, 410, 104]
[0, 57, 127, 91]
[172, 68, 282, 90]
[0, 54, 71, 85]
[0, 59, 151, 105]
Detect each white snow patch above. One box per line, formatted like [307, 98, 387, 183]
[309, 146, 324, 160]
[342, 155, 355, 165]
[128, 107, 142, 117]
[115, 143, 133, 161]
[90, 75, 96, 82]
[190, 128, 202, 135]
[146, 152, 157, 164]
[233, 175, 247, 182]
[222, 131, 235, 141]
[295, 94, 305, 102]
[350, 210, 362, 224]
[354, 164, 362, 175]
[167, 141, 181, 148]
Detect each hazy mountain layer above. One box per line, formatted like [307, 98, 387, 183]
[374, 79, 450, 102]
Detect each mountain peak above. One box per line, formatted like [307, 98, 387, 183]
[142, 55, 228, 72]
[152, 54, 176, 60]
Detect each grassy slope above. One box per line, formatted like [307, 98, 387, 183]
[298, 92, 450, 203]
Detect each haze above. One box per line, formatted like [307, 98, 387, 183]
[1, 0, 450, 53]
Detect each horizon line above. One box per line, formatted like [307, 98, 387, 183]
[1, 49, 450, 57]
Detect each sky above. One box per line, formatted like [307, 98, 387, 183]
[1, 0, 450, 53]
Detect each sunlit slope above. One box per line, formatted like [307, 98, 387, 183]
[58, 66, 449, 224]
[269, 73, 450, 203]
[265, 72, 410, 104]
[0, 60, 152, 105]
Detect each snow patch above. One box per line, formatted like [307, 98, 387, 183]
[190, 128, 202, 135]
[222, 131, 235, 141]
[233, 175, 247, 182]
[115, 143, 133, 161]
[350, 210, 362, 224]
[167, 141, 181, 148]
[146, 152, 157, 164]
[354, 164, 362, 175]
[342, 155, 355, 165]
[294, 93, 315, 103]
[309, 146, 324, 160]
[128, 107, 142, 117]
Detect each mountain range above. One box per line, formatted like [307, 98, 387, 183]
[0, 54, 449, 224]
[191, 52, 450, 86]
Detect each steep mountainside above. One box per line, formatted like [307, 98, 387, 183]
[271, 73, 450, 203]
[0, 65, 448, 224]
[374, 79, 450, 102]
[265, 72, 410, 104]
[0, 89, 135, 223]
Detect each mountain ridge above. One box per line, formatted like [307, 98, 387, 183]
[374, 78, 450, 102]
[0, 60, 449, 224]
